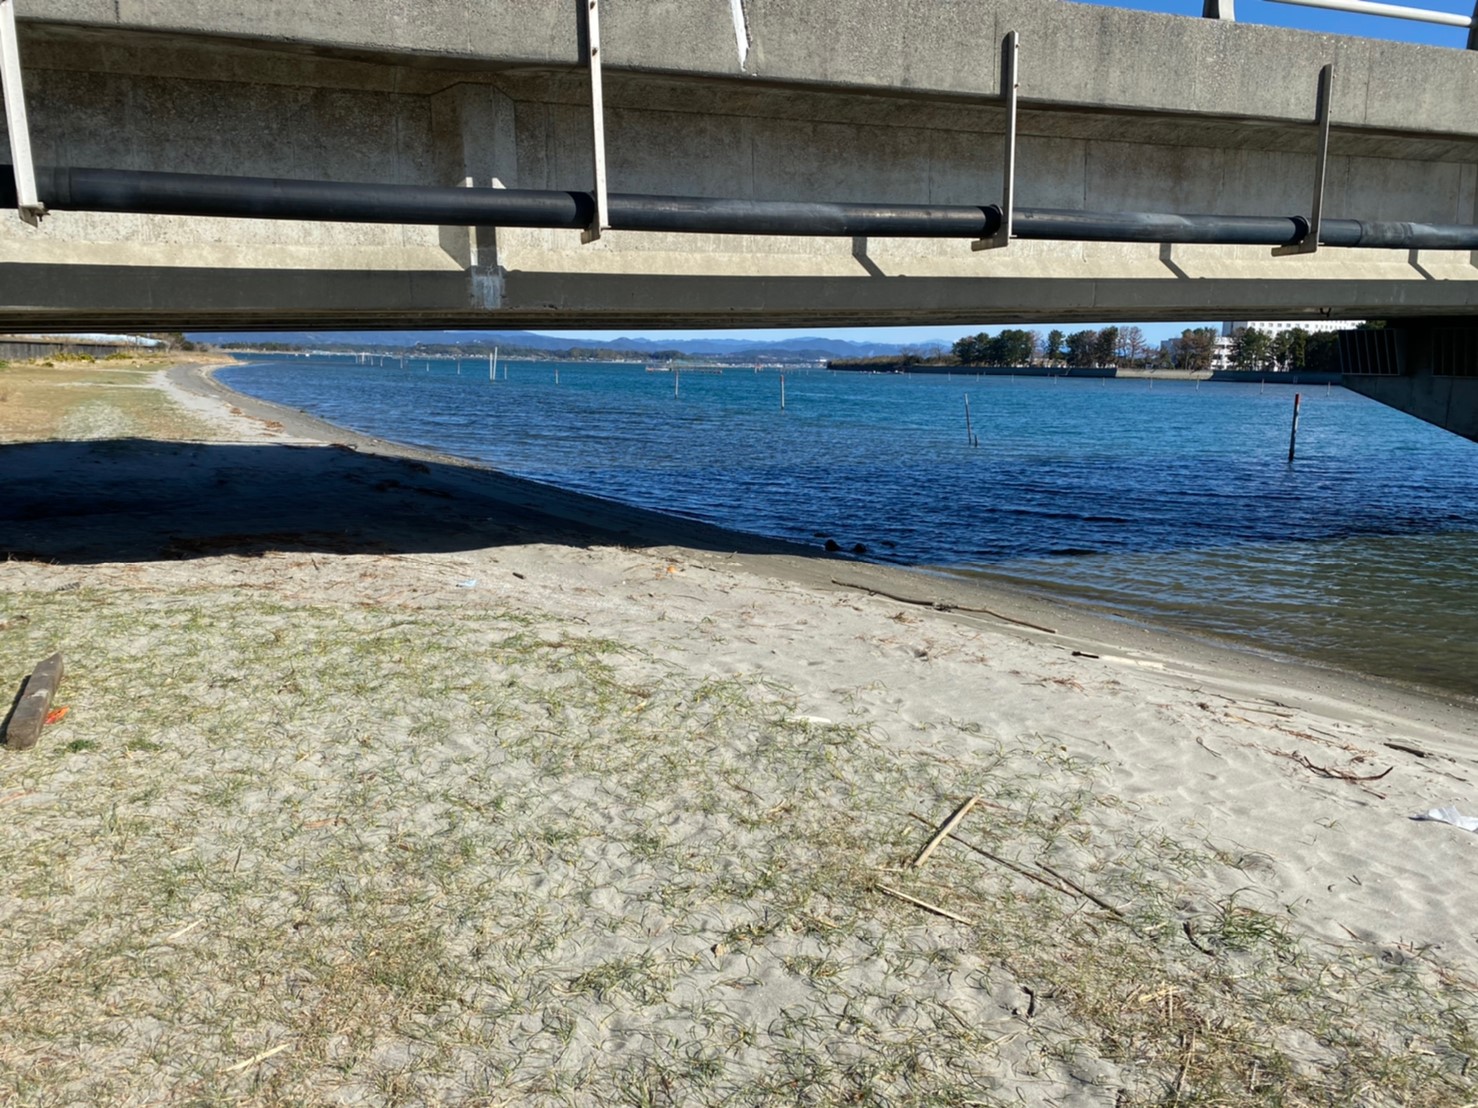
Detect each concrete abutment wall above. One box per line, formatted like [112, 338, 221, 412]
[1344, 321, 1478, 442]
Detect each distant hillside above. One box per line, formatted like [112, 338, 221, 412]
[190, 329, 941, 361]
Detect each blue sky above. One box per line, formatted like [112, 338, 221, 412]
[538, 0, 1466, 350]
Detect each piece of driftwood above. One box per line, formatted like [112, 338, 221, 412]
[831, 578, 1057, 634]
[1289, 751, 1392, 783]
[1270, 749, 1392, 798]
[4, 652, 64, 751]
[911, 795, 980, 868]
[1384, 742, 1432, 760]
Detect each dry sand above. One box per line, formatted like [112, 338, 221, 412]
[3, 355, 1478, 1105]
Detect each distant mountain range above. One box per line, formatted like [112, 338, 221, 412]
[189, 330, 941, 361]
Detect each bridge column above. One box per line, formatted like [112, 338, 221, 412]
[1342, 320, 1478, 442]
[431, 85, 519, 311]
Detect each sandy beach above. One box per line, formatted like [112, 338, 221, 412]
[4, 353, 1478, 1105]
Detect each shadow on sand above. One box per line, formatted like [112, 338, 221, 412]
[1, 438, 807, 566]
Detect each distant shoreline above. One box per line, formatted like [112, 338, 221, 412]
[827, 361, 1342, 385]
[219, 348, 1344, 384]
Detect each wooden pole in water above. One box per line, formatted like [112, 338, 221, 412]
[674, 369, 680, 399]
[964, 394, 978, 447]
[1288, 392, 1301, 462]
[781, 374, 786, 410]
[491, 347, 499, 381]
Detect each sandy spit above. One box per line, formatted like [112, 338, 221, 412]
[2, 356, 1477, 1106]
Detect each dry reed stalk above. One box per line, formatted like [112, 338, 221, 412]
[911, 795, 980, 868]
[223, 1042, 290, 1073]
[875, 883, 975, 926]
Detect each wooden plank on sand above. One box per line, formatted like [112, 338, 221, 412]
[5, 652, 64, 751]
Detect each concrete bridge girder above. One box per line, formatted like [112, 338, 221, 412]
[0, 1, 1476, 327]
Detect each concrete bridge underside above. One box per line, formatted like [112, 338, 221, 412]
[3, 0, 1478, 330]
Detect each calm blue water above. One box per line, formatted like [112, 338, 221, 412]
[219, 356, 1478, 698]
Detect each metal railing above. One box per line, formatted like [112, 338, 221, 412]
[1206, 0, 1478, 50]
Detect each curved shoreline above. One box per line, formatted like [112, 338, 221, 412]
[178, 357, 1478, 743]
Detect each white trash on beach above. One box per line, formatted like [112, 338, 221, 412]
[1412, 806, 1478, 832]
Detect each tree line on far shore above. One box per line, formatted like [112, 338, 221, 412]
[948, 325, 1346, 372]
[951, 326, 1151, 369]
[830, 323, 1372, 373]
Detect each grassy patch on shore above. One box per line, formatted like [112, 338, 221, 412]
[0, 357, 213, 442]
[2, 582, 1474, 1105]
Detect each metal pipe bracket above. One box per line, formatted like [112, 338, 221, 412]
[1273, 64, 1333, 257]
[973, 32, 1018, 252]
[0, 0, 43, 225]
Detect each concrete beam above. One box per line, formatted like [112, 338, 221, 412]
[0, 2, 1476, 328]
[2, 260, 1475, 330]
[18, 0, 1478, 133]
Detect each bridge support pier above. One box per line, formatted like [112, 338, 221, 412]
[430, 85, 520, 310]
[1342, 320, 1478, 442]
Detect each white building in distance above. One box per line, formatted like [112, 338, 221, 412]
[1220, 319, 1361, 338]
[1209, 319, 1366, 371]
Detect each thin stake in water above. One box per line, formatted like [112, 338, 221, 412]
[963, 394, 979, 448]
[1288, 392, 1302, 462]
[781, 374, 786, 410]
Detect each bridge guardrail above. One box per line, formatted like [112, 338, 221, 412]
[1205, 0, 1478, 50]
